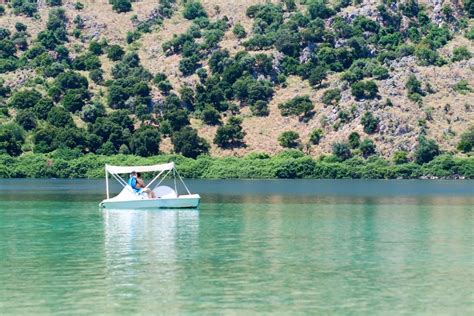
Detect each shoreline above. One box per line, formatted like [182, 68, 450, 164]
[1, 151, 472, 180]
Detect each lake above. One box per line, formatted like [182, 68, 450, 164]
[0, 179, 473, 314]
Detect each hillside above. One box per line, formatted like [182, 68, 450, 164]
[0, 0, 473, 164]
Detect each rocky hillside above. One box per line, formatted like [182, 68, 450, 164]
[0, 0, 472, 161]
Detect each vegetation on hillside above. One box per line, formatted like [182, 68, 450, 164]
[0, 0, 472, 178]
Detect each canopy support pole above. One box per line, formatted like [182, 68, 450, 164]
[151, 169, 172, 190]
[173, 168, 177, 194]
[176, 169, 191, 195]
[144, 169, 166, 190]
[105, 167, 109, 199]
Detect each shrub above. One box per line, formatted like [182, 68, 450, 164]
[111, 0, 132, 13]
[55, 71, 89, 91]
[250, 100, 269, 116]
[183, 1, 207, 20]
[321, 88, 341, 106]
[453, 80, 472, 94]
[46, 0, 62, 6]
[81, 101, 105, 123]
[33, 98, 54, 119]
[75, 2, 84, 10]
[233, 23, 247, 39]
[359, 139, 376, 158]
[157, 80, 173, 94]
[309, 128, 323, 145]
[179, 55, 200, 76]
[172, 126, 210, 158]
[348, 132, 360, 148]
[332, 142, 352, 161]
[48, 107, 74, 127]
[415, 136, 440, 164]
[15, 22, 27, 32]
[214, 116, 245, 148]
[62, 89, 89, 112]
[107, 45, 125, 61]
[0, 5, 4, 16]
[278, 95, 314, 120]
[15, 110, 37, 131]
[393, 150, 409, 164]
[130, 126, 161, 157]
[89, 69, 104, 85]
[361, 112, 379, 134]
[88, 41, 104, 55]
[278, 131, 300, 148]
[457, 126, 474, 153]
[406, 75, 424, 102]
[308, 66, 327, 87]
[0, 123, 25, 156]
[201, 105, 221, 125]
[351, 80, 378, 100]
[8, 89, 42, 109]
[452, 46, 471, 62]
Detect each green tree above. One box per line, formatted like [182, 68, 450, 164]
[278, 96, 314, 120]
[359, 139, 376, 158]
[0, 123, 25, 156]
[172, 126, 210, 158]
[233, 23, 247, 39]
[415, 136, 440, 164]
[250, 100, 269, 116]
[131, 126, 160, 157]
[309, 128, 323, 145]
[278, 131, 300, 148]
[33, 98, 54, 119]
[348, 132, 360, 148]
[457, 126, 474, 153]
[321, 89, 341, 106]
[351, 80, 378, 100]
[111, 0, 132, 13]
[393, 150, 409, 164]
[183, 1, 207, 20]
[332, 142, 352, 161]
[361, 112, 379, 134]
[214, 116, 245, 148]
[201, 105, 221, 125]
[15, 110, 37, 131]
[452, 46, 471, 62]
[107, 45, 125, 61]
[48, 107, 74, 127]
[8, 89, 42, 109]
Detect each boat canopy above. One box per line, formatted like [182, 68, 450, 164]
[105, 162, 175, 174]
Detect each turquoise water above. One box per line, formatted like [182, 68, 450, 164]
[0, 179, 473, 314]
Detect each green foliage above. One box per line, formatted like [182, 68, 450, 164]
[214, 116, 245, 148]
[0, 123, 25, 156]
[452, 46, 471, 62]
[201, 105, 221, 125]
[321, 88, 341, 106]
[309, 128, 323, 145]
[278, 95, 314, 120]
[183, 1, 207, 20]
[172, 126, 209, 158]
[11, 0, 38, 17]
[8, 89, 42, 109]
[233, 23, 247, 39]
[351, 80, 378, 100]
[415, 136, 440, 164]
[48, 107, 74, 127]
[348, 132, 360, 149]
[457, 126, 474, 153]
[453, 80, 472, 94]
[15, 110, 37, 130]
[130, 126, 160, 157]
[361, 112, 379, 134]
[278, 131, 300, 148]
[393, 150, 409, 164]
[359, 139, 376, 158]
[46, 0, 62, 6]
[75, 2, 84, 10]
[107, 45, 125, 61]
[33, 98, 54, 119]
[332, 142, 352, 161]
[110, 0, 132, 13]
[250, 100, 269, 116]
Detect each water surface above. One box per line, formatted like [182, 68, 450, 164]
[0, 179, 473, 314]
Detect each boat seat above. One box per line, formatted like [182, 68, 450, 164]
[153, 186, 177, 198]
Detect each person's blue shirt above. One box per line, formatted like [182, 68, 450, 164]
[128, 176, 140, 192]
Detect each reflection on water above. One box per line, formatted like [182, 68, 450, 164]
[102, 209, 199, 313]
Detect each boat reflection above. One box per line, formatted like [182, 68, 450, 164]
[102, 208, 199, 305]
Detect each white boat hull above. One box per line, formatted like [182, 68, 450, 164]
[100, 194, 200, 210]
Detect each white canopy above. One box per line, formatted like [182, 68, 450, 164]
[105, 162, 175, 174]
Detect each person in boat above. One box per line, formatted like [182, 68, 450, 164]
[128, 171, 140, 193]
[136, 172, 156, 199]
